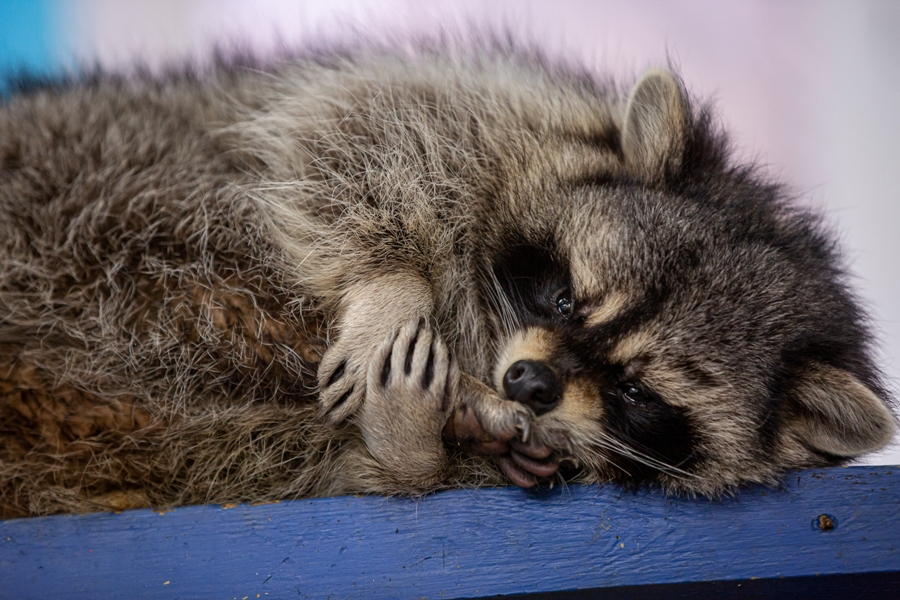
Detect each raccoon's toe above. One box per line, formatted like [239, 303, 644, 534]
[319, 371, 366, 424]
[496, 455, 538, 488]
[441, 378, 566, 487]
[510, 450, 560, 478]
[479, 439, 562, 488]
[318, 349, 367, 423]
[510, 439, 561, 478]
[510, 438, 552, 459]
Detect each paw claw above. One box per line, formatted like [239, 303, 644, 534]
[517, 413, 532, 443]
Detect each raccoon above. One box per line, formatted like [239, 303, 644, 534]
[0, 44, 895, 517]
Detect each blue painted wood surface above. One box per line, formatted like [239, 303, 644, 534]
[1, 466, 898, 599]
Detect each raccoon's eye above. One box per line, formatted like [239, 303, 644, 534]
[617, 381, 650, 405]
[555, 294, 573, 319]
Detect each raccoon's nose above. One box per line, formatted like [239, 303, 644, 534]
[502, 360, 562, 415]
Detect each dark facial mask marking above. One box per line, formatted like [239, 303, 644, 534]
[601, 379, 697, 483]
[492, 243, 572, 326]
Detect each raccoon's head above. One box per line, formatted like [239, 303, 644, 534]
[487, 70, 896, 494]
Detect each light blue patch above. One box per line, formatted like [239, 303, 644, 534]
[0, 0, 60, 94]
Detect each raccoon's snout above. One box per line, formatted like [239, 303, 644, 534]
[502, 360, 561, 415]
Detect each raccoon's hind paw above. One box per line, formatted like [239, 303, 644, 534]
[357, 319, 457, 478]
[318, 317, 455, 429]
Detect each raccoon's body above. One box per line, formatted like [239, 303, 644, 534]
[0, 46, 894, 517]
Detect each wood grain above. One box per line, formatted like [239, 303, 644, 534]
[1, 466, 898, 599]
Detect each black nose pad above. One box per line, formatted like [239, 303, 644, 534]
[502, 360, 562, 415]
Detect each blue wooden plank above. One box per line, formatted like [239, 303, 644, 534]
[1, 466, 898, 599]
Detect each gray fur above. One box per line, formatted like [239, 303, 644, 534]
[0, 45, 894, 517]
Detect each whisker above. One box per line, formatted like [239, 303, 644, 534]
[484, 269, 519, 338]
[584, 431, 695, 481]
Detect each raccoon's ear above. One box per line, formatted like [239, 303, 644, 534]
[786, 364, 896, 457]
[621, 69, 689, 182]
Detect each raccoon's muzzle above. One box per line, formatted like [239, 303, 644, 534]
[502, 360, 562, 415]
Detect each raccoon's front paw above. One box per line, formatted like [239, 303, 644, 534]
[442, 376, 562, 488]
